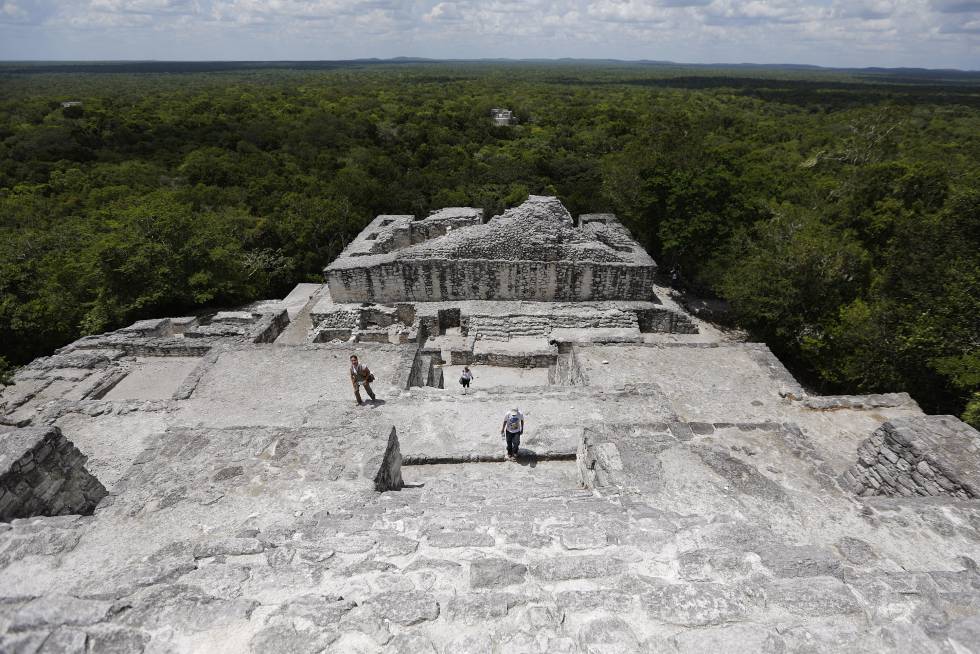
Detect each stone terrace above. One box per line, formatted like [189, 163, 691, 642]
[2, 197, 980, 653]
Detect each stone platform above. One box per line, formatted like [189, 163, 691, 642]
[2, 197, 979, 653]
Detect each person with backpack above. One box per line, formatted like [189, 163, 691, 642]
[459, 366, 474, 394]
[500, 407, 524, 460]
[349, 354, 376, 405]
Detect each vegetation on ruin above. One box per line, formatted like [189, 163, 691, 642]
[0, 62, 978, 425]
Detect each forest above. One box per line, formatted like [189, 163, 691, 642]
[0, 61, 978, 426]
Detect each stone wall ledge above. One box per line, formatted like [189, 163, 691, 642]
[802, 393, 919, 411]
[841, 416, 980, 499]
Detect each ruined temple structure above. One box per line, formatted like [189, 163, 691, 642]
[2, 196, 980, 652]
[325, 196, 657, 303]
[490, 108, 513, 126]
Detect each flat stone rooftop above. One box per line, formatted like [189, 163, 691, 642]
[325, 196, 658, 303]
[2, 197, 980, 653]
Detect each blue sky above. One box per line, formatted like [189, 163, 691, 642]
[1, 1, 977, 68]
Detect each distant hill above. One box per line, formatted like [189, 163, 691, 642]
[0, 58, 978, 84]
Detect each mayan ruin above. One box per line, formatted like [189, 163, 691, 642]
[2, 195, 979, 653]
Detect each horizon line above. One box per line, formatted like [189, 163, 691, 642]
[0, 57, 977, 74]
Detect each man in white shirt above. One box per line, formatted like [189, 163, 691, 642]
[500, 407, 524, 460]
[460, 366, 474, 394]
[349, 354, 376, 405]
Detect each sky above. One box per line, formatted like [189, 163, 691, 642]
[0, 0, 977, 69]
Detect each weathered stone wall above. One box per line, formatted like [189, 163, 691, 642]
[465, 310, 638, 340]
[0, 426, 107, 521]
[362, 305, 401, 328]
[251, 308, 290, 344]
[448, 339, 558, 368]
[409, 208, 483, 244]
[326, 259, 656, 304]
[100, 342, 213, 357]
[841, 416, 980, 499]
[309, 304, 360, 330]
[469, 350, 556, 368]
[354, 329, 394, 344]
[312, 326, 353, 343]
[635, 307, 698, 334]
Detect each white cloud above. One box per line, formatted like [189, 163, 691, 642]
[702, 0, 827, 25]
[0, 0, 976, 67]
[588, 1, 672, 23]
[425, 2, 463, 22]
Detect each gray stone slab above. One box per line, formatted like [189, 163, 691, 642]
[364, 591, 439, 625]
[470, 557, 527, 588]
[642, 583, 756, 627]
[765, 577, 862, 616]
[529, 555, 625, 581]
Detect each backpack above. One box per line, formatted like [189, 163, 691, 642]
[507, 413, 521, 430]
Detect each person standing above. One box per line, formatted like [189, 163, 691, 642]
[500, 407, 524, 460]
[349, 354, 376, 405]
[459, 366, 474, 394]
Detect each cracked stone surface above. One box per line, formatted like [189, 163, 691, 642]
[2, 202, 980, 653]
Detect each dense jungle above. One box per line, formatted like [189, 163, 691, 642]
[1, 61, 978, 425]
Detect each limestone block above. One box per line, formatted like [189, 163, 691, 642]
[446, 592, 521, 623]
[557, 590, 634, 614]
[212, 311, 255, 323]
[387, 632, 437, 654]
[118, 584, 258, 631]
[10, 595, 113, 631]
[445, 634, 493, 654]
[765, 576, 861, 616]
[469, 557, 527, 588]
[671, 624, 786, 654]
[756, 544, 843, 578]
[529, 555, 625, 581]
[192, 537, 264, 559]
[427, 530, 495, 548]
[642, 582, 755, 626]
[577, 616, 640, 652]
[364, 590, 439, 625]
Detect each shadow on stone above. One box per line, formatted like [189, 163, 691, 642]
[0, 426, 107, 521]
[363, 426, 403, 492]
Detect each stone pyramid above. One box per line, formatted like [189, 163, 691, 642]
[1, 197, 979, 653]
